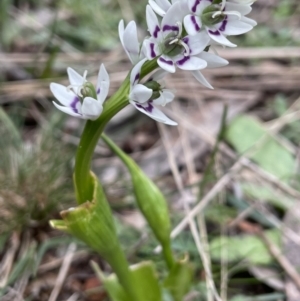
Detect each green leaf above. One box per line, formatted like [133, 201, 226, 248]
[242, 182, 295, 210]
[163, 257, 194, 301]
[210, 230, 280, 265]
[96, 261, 163, 301]
[225, 115, 295, 182]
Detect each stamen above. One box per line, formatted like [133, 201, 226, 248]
[169, 38, 179, 45]
[179, 40, 190, 56]
[66, 70, 88, 97]
[212, 11, 222, 18]
[220, 0, 226, 11]
[82, 70, 88, 81]
[176, 21, 183, 38]
[212, 10, 241, 20]
[223, 11, 242, 19]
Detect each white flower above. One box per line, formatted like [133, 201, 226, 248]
[184, 0, 257, 47]
[193, 50, 229, 88]
[149, 0, 174, 16]
[119, 20, 144, 64]
[50, 65, 109, 120]
[129, 58, 177, 125]
[143, 4, 209, 73]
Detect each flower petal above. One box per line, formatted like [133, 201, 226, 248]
[143, 39, 160, 59]
[150, 69, 169, 81]
[198, 52, 228, 68]
[131, 101, 177, 125]
[118, 19, 125, 44]
[146, 5, 162, 40]
[67, 67, 85, 86]
[50, 83, 77, 107]
[157, 55, 176, 73]
[225, 2, 252, 15]
[130, 58, 147, 87]
[81, 97, 103, 120]
[188, 0, 211, 14]
[162, 1, 189, 35]
[192, 70, 213, 89]
[241, 15, 257, 26]
[149, 0, 168, 16]
[122, 21, 140, 64]
[96, 64, 110, 104]
[220, 19, 253, 35]
[184, 14, 202, 36]
[155, 0, 172, 12]
[153, 89, 174, 106]
[53, 101, 83, 118]
[184, 31, 210, 55]
[207, 29, 237, 47]
[175, 55, 207, 70]
[129, 84, 153, 103]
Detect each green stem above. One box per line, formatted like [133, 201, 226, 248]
[107, 245, 141, 301]
[74, 59, 158, 204]
[162, 241, 175, 270]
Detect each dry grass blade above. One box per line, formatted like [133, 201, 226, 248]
[158, 123, 223, 301]
[48, 243, 77, 301]
[258, 230, 300, 290]
[0, 232, 20, 288]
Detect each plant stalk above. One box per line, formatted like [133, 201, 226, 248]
[74, 59, 158, 204]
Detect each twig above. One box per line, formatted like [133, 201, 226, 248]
[158, 123, 223, 301]
[38, 250, 88, 274]
[48, 243, 77, 301]
[154, 159, 243, 253]
[177, 108, 213, 301]
[257, 230, 300, 290]
[0, 232, 20, 288]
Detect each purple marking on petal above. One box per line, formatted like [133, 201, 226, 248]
[134, 72, 140, 84]
[70, 96, 80, 113]
[191, 0, 201, 13]
[219, 18, 228, 32]
[159, 57, 173, 66]
[150, 43, 156, 58]
[153, 25, 160, 38]
[182, 37, 189, 44]
[163, 25, 179, 32]
[136, 101, 154, 113]
[208, 29, 220, 36]
[176, 56, 190, 66]
[97, 88, 100, 94]
[191, 16, 200, 31]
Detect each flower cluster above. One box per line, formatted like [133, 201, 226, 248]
[51, 0, 256, 125]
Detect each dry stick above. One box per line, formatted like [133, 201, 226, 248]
[177, 115, 213, 301]
[66, 293, 80, 301]
[38, 250, 88, 274]
[0, 231, 20, 288]
[257, 230, 300, 290]
[2, 47, 299, 64]
[166, 108, 300, 199]
[48, 243, 77, 301]
[154, 107, 300, 252]
[158, 123, 223, 301]
[154, 159, 243, 253]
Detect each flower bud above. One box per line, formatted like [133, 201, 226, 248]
[102, 134, 172, 252]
